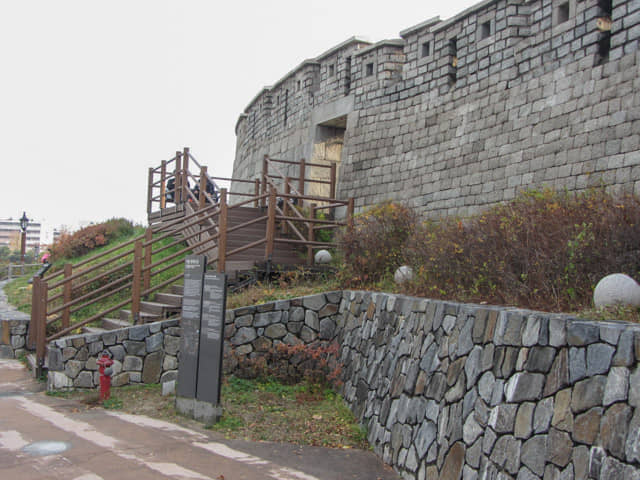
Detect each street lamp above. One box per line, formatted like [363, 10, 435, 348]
[19, 211, 29, 264]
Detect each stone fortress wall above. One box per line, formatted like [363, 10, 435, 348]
[233, 0, 640, 218]
[45, 291, 640, 479]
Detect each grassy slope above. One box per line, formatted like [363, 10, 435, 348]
[4, 228, 188, 327]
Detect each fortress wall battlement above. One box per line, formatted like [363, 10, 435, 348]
[233, 0, 640, 217]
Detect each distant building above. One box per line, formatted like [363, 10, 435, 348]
[0, 218, 42, 251]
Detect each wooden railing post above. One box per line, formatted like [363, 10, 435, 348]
[147, 167, 154, 215]
[199, 166, 208, 209]
[218, 189, 228, 273]
[254, 179, 260, 208]
[307, 203, 316, 265]
[183, 147, 190, 202]
[298, 158, 306, 207]
[35, 277, 48, 374]
[143, 228, 153, 293]
[330, 162, 337, 199]
[175, 151, 182, 204]
[283, 177, 291, 235]
[27, 276, 40, 350]
[347, 198, 355, 230]
[261, 155, 269, 208]
[62, 264, 72, 330]
[132, 240, 143, 324]
[160, 160, 167, 209]
[265, 186, 277, 261]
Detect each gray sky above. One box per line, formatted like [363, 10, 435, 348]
[0, 0, 478, 241]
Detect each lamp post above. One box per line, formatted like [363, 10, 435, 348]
[19, 211, 29, 264]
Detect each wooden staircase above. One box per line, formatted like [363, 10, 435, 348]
[83, 285, 185, 334]
[31, 149, 353, 368]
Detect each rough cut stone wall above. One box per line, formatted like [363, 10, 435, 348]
[233, 0, 640, 220]
[338, 291, 640, 479]
[46, 320, 181, 390]
[0, 318, 29, 359]
[0, 279, 31, 359]
[45, 290, 640, 479]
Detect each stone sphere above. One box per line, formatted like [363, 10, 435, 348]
[593, 273, 640, 308]
[314, 249, 332, 264]
[394, 265, 414, 284]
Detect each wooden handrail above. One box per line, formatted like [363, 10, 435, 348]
[45, 233, 144, 282]
[276, 192, 349, 205]
[266, 156, 335, 169]
[48, 273, 134, 317]
[265, 173, 331, 185]
[36, 149, 354, 368]
[47, 296, 133, 341]
[226, 238, 266, 258]
[48, 247, 137, 290]
[50, 281, 132, 324]
[276, 215, 344, 226]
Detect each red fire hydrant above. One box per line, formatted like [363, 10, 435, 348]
[97, 351, 114, 401]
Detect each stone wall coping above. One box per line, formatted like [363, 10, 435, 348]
[430, 0, 501, 34]
[399, 16, 442, 38]
[353, 39, 406, 58]
[51, 318, 180, 348]
[237, 36, 372, 124]
[0, 313, 29, 322]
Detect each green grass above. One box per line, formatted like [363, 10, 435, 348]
[207, 376, 369, 448]
[4, 229, 189, 331]
[103, 397, 123, 409]
[53, 378, 368, 449]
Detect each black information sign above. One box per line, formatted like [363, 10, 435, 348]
[196, 272, 227, 404]
[176, 255, 207, 398]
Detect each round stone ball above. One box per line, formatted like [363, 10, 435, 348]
[394, 265, 414, 284]
[593, 273, 640, 308]
[314, 249, 332, 264]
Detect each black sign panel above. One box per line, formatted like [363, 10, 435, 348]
[176, 255, 207, 398]
[196, 272, 227, 404]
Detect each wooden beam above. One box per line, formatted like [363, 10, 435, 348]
[218, 189, 228, 273]
[62, 264, 72, 330]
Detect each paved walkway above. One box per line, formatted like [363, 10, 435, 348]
[0, 282, 400, 480]
[0, 279, 30, 321]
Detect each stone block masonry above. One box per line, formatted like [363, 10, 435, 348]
[338, 291, 640, 479]
[233, 0, 640, 220]
[0, 318, 30, 359]
[46, 290, 640, 479]
[46, 320, 182, 390]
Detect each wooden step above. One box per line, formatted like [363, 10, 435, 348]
[102, 318, 133, 330]
[154, 293, 182, 307]
[170, 284, 183, 295]
[140, 301, 181, 317]
[82, 326, 107, 335]
[120, 310, 162, 323]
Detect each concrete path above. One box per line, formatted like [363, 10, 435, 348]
[0, 358, 400, 480]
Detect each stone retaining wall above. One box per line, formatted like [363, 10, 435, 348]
[46, 320, 181, 390]
[338, 292, 640, 479]
[45, 290, 640, 478]
[0, 318, 29, 359]
[0, 280, 31, 359]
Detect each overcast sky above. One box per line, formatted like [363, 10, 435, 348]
[0, 0, 478, 241]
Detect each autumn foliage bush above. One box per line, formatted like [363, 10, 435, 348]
[337, 201, 416, 285]
[51, 218, 134, 260]
[338, 189, 640, 313]
[228, 342, 342, 388]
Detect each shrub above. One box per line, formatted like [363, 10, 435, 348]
[51, 218, 134, 260]
[337, 201, 416, 286]
[227, 342, 342, 388]
[404, 188, 640, 312]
